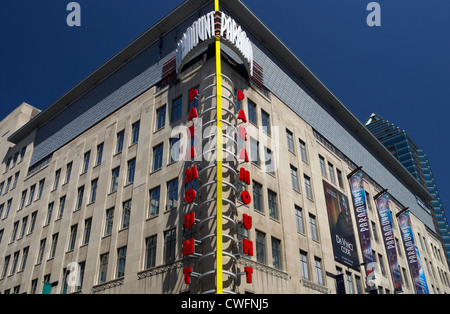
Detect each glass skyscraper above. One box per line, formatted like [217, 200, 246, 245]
[366, 113, 450, 267]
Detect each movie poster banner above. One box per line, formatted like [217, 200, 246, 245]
[348, 171, 373, 270]
[398, 211, 429, 294]
[375, 193, 402, 292]
[323, 180, 359, 269]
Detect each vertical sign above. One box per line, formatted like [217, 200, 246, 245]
[374, 193, 402, 292]
[398, 211, 429, 294]
[323, 180, 359, 268]
[348, 171, 373, 273]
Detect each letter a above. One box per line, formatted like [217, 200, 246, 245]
[366, 2, 381, 27]
[67, 2, 81, 27]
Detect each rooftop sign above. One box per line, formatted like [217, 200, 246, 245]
[176, 11, 254, 76]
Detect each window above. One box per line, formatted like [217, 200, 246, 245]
[171, 96, 182, 122]
[19, 190, 27, 210]
[65, 162, 73, 184]
[346, 272, 354, 294]
[286, 129, 294, 153]
[310, 214, 318, 241]
[37, 239, 46, 264]
[19, 217, 28, 239]
[20, 147, 26, 162]
[116, 131, 125, 154]
[12, 172, 19, 190]
[28, 184, 36, 205]
[5, 199, 12, 219]
[261, 109, 271, 135]
[365, 191, 372, 210]
[121, 200, 131, 229]
[96, 143, 104, 166]
[156, 106, 166, 130]
[37, 179, 45, 199]
[68, 224, 77, 251]
[247, 100, 257, 125]
[99, 253, 109, 284]
[315, 257, 324, 285]
[250, 138, 260, 166]
[149, 186, 161, 218]
[76, 186, 84, 210]
[83, 218, 92, 245]
[10, 252, 19, 276]
[5, 177, 11, 194]
[10, 221, 19, 243]
[336, 169, 344, 189]
[116, 247, 127, 278]
[167, 179, 179, 211]
[28, 211, 37, 234]
[104, 209, 114, 236]
[1, 256, 10, 279]
[127, 159, 136, 184]
[253, 181, 263, 213]
[299, 139, 308, 163]
[82, 151, 90, 174]
[256, 230, 266, 264]
[328, 162, 336, 184]
[265, 147, 274, 175]
[19, 247, 29, 272]
[57, 196, 66, 220]
[111, 167, 120, 193]
[169, 136, 180, 163]
[90, 179, 98, 203]
[268, 189, 278, 220]
[319, 155, 327, 177]
[164, 229, 176, 263]
[304, 175, 313, 199]
[153, 144, 164, 171]
[295, 205, 304, 234]
[272, 237, 282, 270]
[145, 235, 157, 269]
[300, 250, 309, 280]
[45, 203, 54, 226]
[53, 169, 61, 190]
[370, 221, 379, 242]
[290, 165, 299, 191]
[49, 233, 58, 259]
[131, 121, 140, 145]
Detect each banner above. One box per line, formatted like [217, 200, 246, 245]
[323, 180, 359, 269]
[398, 211, 429, 294]
[375, 193, 402, 292]
[348, 171, 373, 270]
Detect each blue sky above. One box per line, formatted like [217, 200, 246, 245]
[1, 1, 450, 222]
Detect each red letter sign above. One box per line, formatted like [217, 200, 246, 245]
[185, 189, 196, 204]
[183, 238, 195, 256]
[239, 126, 248, 141]
[184, 212, 195, 229]
[188, 107, 198, 121]
[183, 267, 193, 284]
[239, 168, 250, 185]
[189, 89, 199, 102]
[237, 90, 245, 101]
[240, 190, 251, 205]
[185, 166, 199, 183]
[237, 109, 247, 123]
[243, 238, 253, 256]
[244, 267, 253, 284]
[240, 148, 249, 163]
[243, 214, 252, 230]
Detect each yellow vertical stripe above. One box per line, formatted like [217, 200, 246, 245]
[214, 0, 223, 295]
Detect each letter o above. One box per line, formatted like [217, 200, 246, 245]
[185, 189, 197, 203]
[240, 190, 251, 205]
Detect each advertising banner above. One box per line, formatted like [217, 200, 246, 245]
[398, 211, 429, 294]
[348, 171, 373, 270]
[323, 180, 359, 268]
[375, 193, 402, 292]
